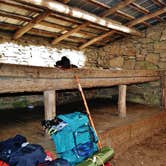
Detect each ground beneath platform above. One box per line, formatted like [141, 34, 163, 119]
[0, 98, 165, 165]
[111, 128, 166, 166]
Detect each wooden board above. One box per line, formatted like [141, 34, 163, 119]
[0, 63, 161, 93]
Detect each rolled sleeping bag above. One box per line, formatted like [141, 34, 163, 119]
[76, 146, 114, 166]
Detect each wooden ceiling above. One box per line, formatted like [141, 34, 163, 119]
[0, 0, 165, 49]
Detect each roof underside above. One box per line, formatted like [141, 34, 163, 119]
[0, 0, 165, 49]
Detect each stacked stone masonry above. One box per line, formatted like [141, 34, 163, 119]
[0, 22, 165, 108]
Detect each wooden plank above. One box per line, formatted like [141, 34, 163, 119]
[161, 72, 166, 110]
[79, 30, 116, 50]
[127, 7, 166, 27]
[85, 0, 110, 9]
[118, 85, 127, 118]
[0, 0, 43, 12]
[44, 90, 56, 120]
[13, 10, 51, 39]
[0, 64, 161, 79]
[116, 10, 135, 20]
[0, 76, 160, 93]
[79, 7, 166, 49]
[16, 0, 140, 36]
[130, 2, 149, 14]
[0, 10, 32, 22]
[50, 0, 136, 44]
[151, 0, 166, 6]
[100, 0, 134, 17]
[52, 23, 89, 44]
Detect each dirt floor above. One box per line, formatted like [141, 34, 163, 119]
[111, 128, 166, 166]
[0, 98, 165, 165]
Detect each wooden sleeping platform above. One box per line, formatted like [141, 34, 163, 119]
[0, 63, 165, 119]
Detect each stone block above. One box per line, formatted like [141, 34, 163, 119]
[158, 62, 166, 69]
[109, 56, 124, 67]
[135, 61, 158, 69]
[146, 53, 159, 65]
[123, 59, 135, 69]
[160, 53, 166, 58]
[154, 41, 166, 51]
[160, 28, 166, 41]
[160, 58, 166, 62]
[146, 26, 162, 41]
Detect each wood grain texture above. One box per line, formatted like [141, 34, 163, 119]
[0, 63, 161, 93]
[118, 85, 127, 118]
[44, 90, 56, 120]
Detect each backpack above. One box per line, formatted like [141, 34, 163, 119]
[51, 112, 98, 165]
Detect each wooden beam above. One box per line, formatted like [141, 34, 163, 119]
[118, 85, 127, 118]
[79, 7, 166, 49]
[13, 10, 51, 39]
[0, 76, 160, 93]
[0, 9, 32, 22]
[0, 64, 161, 93]
[130, 2, 149, 14]
[100, 0, 135, 17]
[0, 0, 43, 12]
[161, 72, 166, 110]
[0, 22, 90, 44]
[127, 7, 166, 27]
[79, 30, 116, 49]
[58, 0, 70, 3]
[130, 2, 162, 23]
[52, 23, 90, 44]
[85, 0, 110, 9]
[44, 90, 56, 120]
[151, 0, 166, 6]
[50, 0, 136, 44]
[116, 10, 135, 20]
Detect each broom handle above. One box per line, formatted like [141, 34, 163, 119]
[75, 75, 102, 149]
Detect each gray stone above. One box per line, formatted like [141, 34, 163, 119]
[135, 61, 158, 69]
[109, 56, 124, 67]
[154, 41, 166, 51]
[160, 28, 166, 41]
[146, 53, 159, 65]
[123, 59, 135, 69]
[158, 62, 166, 69]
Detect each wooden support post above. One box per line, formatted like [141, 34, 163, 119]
[118, 85, 127, 118]
[161, 72, 166, 111]
[44, 90, 56, 120]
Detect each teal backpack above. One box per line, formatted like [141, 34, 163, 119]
[51, 112, 98, 165]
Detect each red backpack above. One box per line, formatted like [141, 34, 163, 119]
[0, 160, 9, 166]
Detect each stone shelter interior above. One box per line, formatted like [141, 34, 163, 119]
[0, 0, 166, 165]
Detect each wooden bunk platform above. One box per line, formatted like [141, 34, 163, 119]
[0, 63, 165, 119]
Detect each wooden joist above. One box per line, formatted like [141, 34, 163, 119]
[13, 10, 51, 39]
[100, 0, 134, 17]
[50, 0, 137, 45]
[127, 7, 166, 27]
[79, 7, 166, 49]
[151, 0, 166, 6]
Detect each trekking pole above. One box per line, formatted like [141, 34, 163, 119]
[74, 75, 102, 149]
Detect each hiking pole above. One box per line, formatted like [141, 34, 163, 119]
[74, 75, 102, 149]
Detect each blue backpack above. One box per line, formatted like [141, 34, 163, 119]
[51, 112, 98, 165]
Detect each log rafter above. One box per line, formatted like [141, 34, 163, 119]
[13, 10, 51, 39]
[51, 0, 136, 45]
[79, 7, 166, 49]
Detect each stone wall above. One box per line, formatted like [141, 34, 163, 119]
[0, 31, 87, 68]
[0, 22, 165, 109]
[0, 31, 107, 109]
[97, 22, 166, 70]
[95, 22, 166, 106]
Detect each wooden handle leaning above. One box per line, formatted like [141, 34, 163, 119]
[74, 75, 102, 149]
